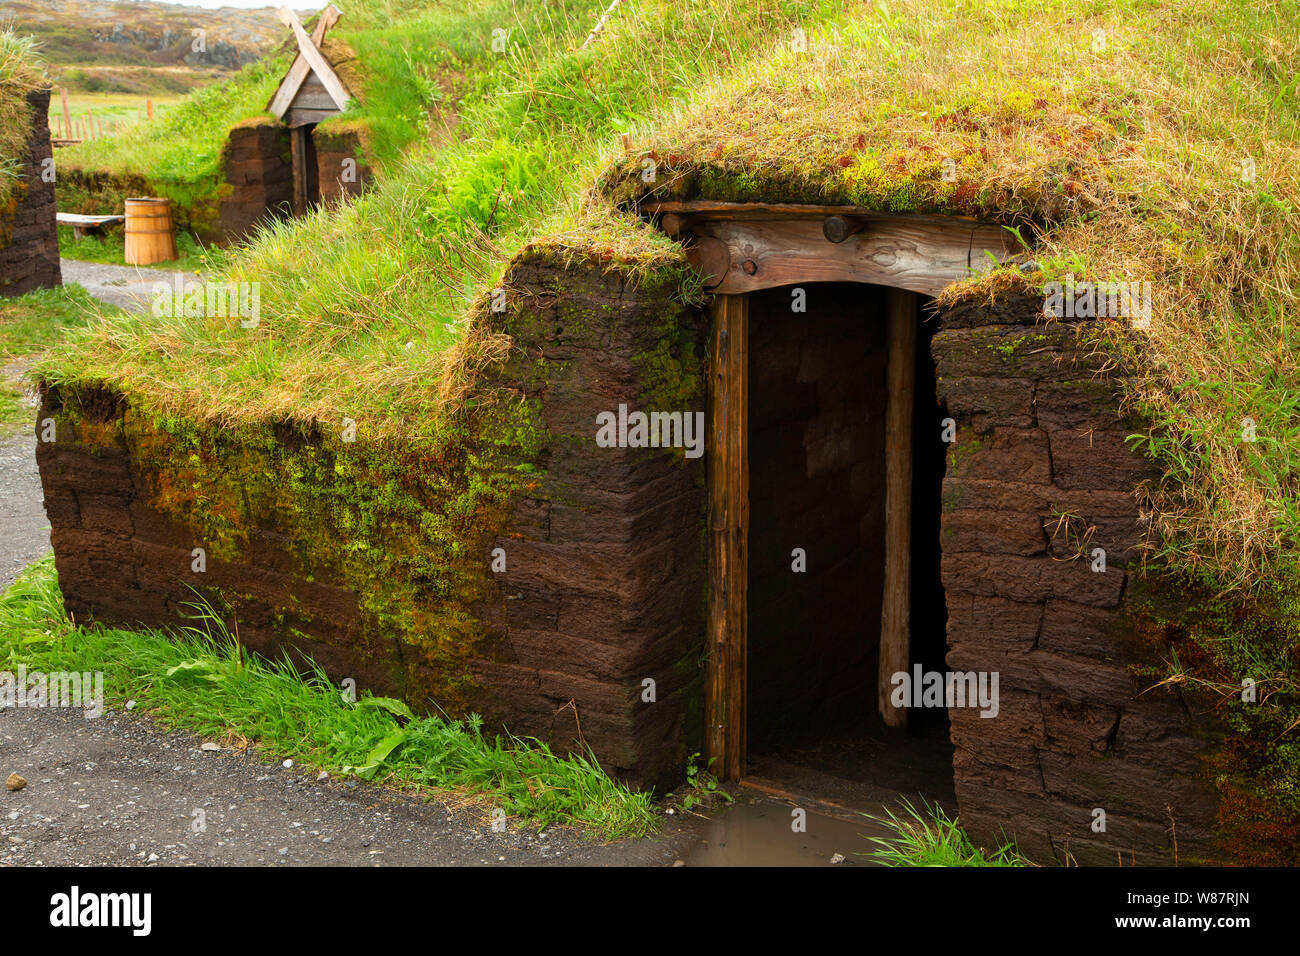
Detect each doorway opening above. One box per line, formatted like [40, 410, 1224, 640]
[290, 123, 320, 216]
[732, 281, 954, 807]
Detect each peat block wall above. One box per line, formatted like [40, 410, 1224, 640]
[314, 128, 372, 205]
[1, 88, 61, 297]
[35, 237, 1226, 856]
[473, 253, 708, 788]
[219, 122, 292, 242]
[933, 291, 1221, 865]
[36, 250, 707, 791]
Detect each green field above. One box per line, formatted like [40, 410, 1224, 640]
[47, 90, 182, 140]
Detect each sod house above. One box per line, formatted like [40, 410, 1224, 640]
[34, 0, 1300, 866]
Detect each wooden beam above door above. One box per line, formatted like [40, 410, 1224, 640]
[641, 201, 1015, 297]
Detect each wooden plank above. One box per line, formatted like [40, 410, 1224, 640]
[691, 216, 1012, 296]
[57, 214, 125, 226]
[277, 6, 350, 112]
[878, 288, 916, 729]
[289, 74, 338, 111]
[706, 293, 748, 781]
[286, 107, 340, 128]
[268, 5, 342, 118]
[291, 125, 310, 215]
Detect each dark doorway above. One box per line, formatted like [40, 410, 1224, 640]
[290, 123, 320, 216]
[743, 281, 953, 804]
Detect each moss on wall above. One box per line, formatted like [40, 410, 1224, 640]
[46, 378, 547, 714]
[1126, 570, 1300, 865]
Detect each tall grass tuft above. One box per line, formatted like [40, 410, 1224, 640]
[861, 799, 1027, 867]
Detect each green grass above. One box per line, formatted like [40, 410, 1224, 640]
[47, 91, 183, 135]
[0, 285, 109, 436]
[861, 799, 1027, 867]
[57, 224, 214, 274]
[1, 27, 45, 202]
[54, 55, 288, 214]
[0, 284, 110, 358]
[0, 556, 660, 838]
[41, 0, 831, 435]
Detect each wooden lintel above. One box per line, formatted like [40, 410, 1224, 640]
[647, 202, 1014, 296]
[687, 215, 1012, 297]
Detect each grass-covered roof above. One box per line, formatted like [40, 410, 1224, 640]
[1, 27, 46, 205]
[38, 0, 1300, 590]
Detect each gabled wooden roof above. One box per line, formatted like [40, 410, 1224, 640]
[267, 5, 351, 127]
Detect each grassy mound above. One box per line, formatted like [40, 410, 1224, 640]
[40, 0, 816, 437]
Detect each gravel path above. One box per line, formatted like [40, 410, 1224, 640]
[56, 258, 187, 312]
[0, 429, 45, 592]
[0, 354, 47, 591]
[0, 705, 701, 866]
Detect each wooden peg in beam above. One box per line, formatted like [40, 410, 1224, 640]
[823, 214, 866, 243]
[686, 236, 731, 289]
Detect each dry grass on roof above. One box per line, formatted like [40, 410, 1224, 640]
[600, 0, 1300, 588]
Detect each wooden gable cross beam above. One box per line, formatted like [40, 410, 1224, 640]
[268, 5, 349, 118]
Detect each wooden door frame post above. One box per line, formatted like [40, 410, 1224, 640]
[879, 288, 917, 728]
[706, 293, 749, 781]
[291, 125, 310, 216]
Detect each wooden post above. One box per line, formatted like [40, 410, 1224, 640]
[61, 88, 71, 140]
[707, 293, 749, 781]
[147, 99, 153, 120]
[86, 109, 94, 140]
[290, 125, 310, 216]
[879, 288, 917, 728]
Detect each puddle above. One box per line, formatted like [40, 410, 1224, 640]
[685, 795, 894, 866]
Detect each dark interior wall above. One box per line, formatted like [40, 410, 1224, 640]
[747, 283, 887, 746]
[1, 87, 61, 297]
[290, 123, 320, 215]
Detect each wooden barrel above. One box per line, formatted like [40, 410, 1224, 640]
[124, 197, 178, 265]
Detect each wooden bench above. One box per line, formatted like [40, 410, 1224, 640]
[57, 212, 125, 240]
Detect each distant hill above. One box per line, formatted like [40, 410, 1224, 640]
[0, 0, 295, 94]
